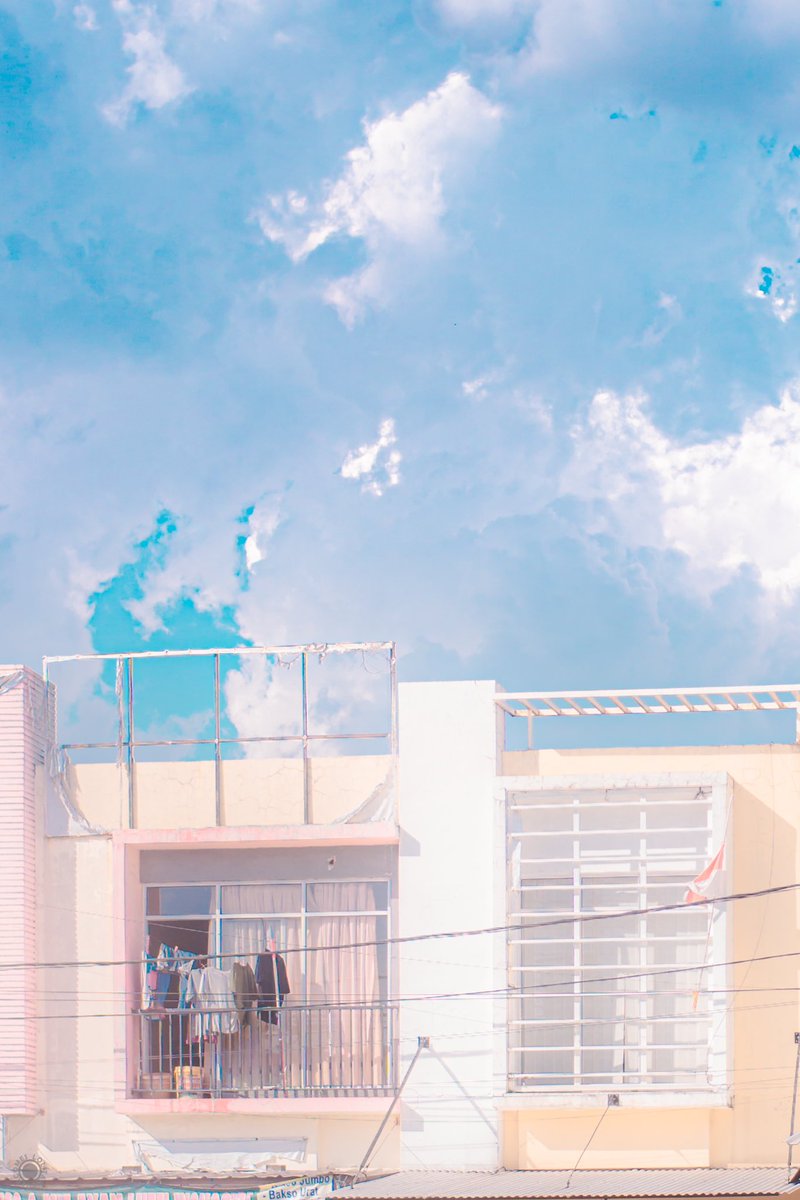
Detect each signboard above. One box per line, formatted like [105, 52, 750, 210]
[0, 1179, 341, 1200]
[259, 1176, 338, 1200]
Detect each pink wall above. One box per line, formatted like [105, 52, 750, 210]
[0, 666, 47, 1114]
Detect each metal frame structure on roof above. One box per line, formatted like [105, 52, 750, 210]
[43, 641, 397, 828]
[496, 684, 800, 747]
[43, 641, 394, 666]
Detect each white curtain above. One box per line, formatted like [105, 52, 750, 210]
[219, 885, 303, 1091]
[306, 883, 383, 1089]
[214, 882, 384, 1092]
[220, 884, 302, 975]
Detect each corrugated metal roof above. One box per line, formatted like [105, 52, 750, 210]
[335, 1169, 800, 1200]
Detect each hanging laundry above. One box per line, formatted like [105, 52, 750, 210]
[255, 950, 290, 1025]
[231, 961, 260, 1028]
[174, 949, 196, 1009]
[186, 965, 239, 1037]
[142, 952, 158, 1010]
[150, 944, 196, 1008]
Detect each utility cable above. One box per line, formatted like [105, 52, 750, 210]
[10, 876, 800, 973]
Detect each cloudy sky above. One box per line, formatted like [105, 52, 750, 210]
[5, 0, 800, 720]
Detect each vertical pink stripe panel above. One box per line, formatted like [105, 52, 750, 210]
[0, 666, 44, 1114]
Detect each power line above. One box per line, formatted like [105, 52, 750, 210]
[7, 952, 800, 1022]
[12, 876, 800, 974]
[565, 1104, 611, 1185]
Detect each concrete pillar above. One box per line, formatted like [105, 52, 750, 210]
[397, 680, 504, 1168]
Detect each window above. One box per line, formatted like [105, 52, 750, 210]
[507, 785, 727, 1092]
[144, 879, 390, 1006]
[139, 876, 394, 1096]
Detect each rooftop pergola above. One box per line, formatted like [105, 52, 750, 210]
[495, 684, 800, 747]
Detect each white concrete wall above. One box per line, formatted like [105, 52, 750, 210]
[397, 680, 504, 1169]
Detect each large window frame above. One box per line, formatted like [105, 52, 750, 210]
[503, 774, 731, 1100]
[143, 877, 392, 1007]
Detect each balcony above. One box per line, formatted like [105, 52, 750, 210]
[133, 1002, 397, 1099]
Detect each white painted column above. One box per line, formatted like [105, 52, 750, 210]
[397, 680, 504, 1169]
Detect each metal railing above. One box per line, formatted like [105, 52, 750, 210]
[44, 642, 398, 827]
[134, 1002, 397, 1098]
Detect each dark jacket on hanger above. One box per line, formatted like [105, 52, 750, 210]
[255, 951, 290, 1024]
[231, 961, 260, 1027]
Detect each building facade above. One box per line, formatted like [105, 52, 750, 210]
[0, 649, 797, 1178]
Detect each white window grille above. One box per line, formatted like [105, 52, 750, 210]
[507, 785, 728, 1092]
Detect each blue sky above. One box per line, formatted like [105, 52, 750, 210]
[5, 0, 800, 726]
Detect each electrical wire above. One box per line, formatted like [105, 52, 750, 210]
[7, 974, 800, 1023]
[11, 876, 800, 973]
[65, 942, 800, 1001]
[565, 1105, 612, 1184]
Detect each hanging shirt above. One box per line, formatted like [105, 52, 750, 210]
[174, 950, 196, 1009]
[231, 961, 260, 1027]
[255, 952, 290, 1025]
[186, 966, 239, 1036]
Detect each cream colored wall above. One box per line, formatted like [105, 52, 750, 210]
[34, 735, 799, 1173]
[503, 1106, 715, 1169]
[66, 755, 392, 830]
[24, 831, 398, 1174]
[501, 744, 800, 1169]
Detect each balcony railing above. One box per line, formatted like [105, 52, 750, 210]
[133, 1002, 397, 1098]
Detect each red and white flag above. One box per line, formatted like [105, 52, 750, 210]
[684, 843, 725, 904]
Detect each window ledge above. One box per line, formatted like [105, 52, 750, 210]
[118, 1096, 393, 1117]
[500, 1089, 732, 1110]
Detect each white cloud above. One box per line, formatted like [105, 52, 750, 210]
[120, 516, 243, 634]
[73, 3, 99, 31]
[462, 368, 552, 428]
[341, 418, 402, 497]
[104, 497, 282, 636]
[103, 0, 191, 127]
[172, 0, 261, 19]
[639, 293, 683, 346]
[517, 0, 703, 77]
[256, 72, 503, 324]
[435, 0, 800, 97]
[462, 370, 503, 401]
[563, 386, 800, 600]
[512, 388, 552, 428]
[223, 653, 301, 757]
[739, 0, 800, 41]
[222, 647, 393, 763]
[243, 532, 262, 571]
[322, 261, 390, 329]
[436, 0, 534, 24]
[64, 551, 116, 627]
[431, 0, 653, 73]
[243, 497, 281, 572]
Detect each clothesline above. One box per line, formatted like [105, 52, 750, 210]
[142, 942, 291, 1036]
